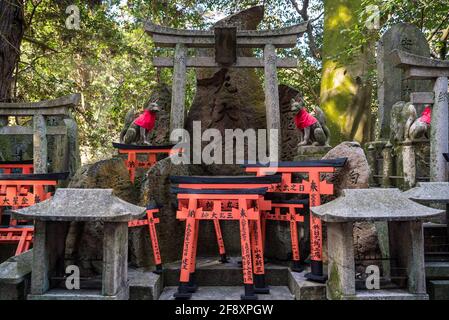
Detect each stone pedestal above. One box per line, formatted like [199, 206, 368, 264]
[294, 146, 332, 162]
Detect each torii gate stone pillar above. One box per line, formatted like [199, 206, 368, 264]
[171, 43, 188, 134]
[264, 44, 281, 150]
[392, 50, 449, 182]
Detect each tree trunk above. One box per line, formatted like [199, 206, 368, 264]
[320, 0, 375, 145]
[0, 0, 25, 103]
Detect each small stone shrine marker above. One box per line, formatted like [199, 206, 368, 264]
[144, 20, 308, 152]
[391, 50, 449, 182]
[311, 189, 443, 300]
[377, 23, 432, 139]
[12, 188, 145, 300]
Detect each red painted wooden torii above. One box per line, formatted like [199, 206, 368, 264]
[0, 172, 69, 256]
[171, 187, 268, 300]
[0, 160, 34, 223]
[263, 199, 308, 272]
[170, 175, 282, 294]
[113, 142, 183, 273]
[172, 175, 310, 273]
[243, 158, 347, 283]
[128, 204, 163, 274]
[112, 143, 182, 183]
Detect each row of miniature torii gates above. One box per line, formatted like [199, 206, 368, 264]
[145, 21, 449, 182]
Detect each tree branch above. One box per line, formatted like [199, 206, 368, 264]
[26, 0, 43, 30]
[289, 0, 321, 60]
[22, 35, 59, 53]
[427, 11, 449, 42]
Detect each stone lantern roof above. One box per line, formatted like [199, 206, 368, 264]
[12, 188, 145, 222]
[311, 188, 443, 222]
[403, 182, 449, 204]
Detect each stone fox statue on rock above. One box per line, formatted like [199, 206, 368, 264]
[120, 100, 160, 145]
[405, 104, 432, 141]
[291, 96, 330, 146]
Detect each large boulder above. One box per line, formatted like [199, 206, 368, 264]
[322, 141, 370, 196]
[64, 157, 138, 275]
[322, 142, 380, 268]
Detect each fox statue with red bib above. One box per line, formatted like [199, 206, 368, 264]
[120, 99, 160, 145]
[291, 94, 330, 147]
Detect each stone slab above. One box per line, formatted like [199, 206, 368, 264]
[129, 267, 163, 300]
[425, 261, 449, 279]
[312, 189, 443, 222]
[0, 250, 33, 300]
[287, 269, 326, 300]
[153, 56, 297, 68]
[428, 280, 449, 300]
[0, 94, 80, 117]
[0, 249, 32, 284]
[12, 188, 146, 222]
[404, 182, 449, 203]
[159, 286, 294, 300]
[345, 289, 428, 300]
[0, 125, 67, 135]
[163, 257, 288, 287]
[27, 287, 128, 300]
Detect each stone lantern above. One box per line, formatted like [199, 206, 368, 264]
[12, 188, 145, 300]
[404, 182, 449, 225]
[404, 182, 449, 299]
[311, 188, 443, 300]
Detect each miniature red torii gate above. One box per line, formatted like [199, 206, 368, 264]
[244, 158, 347, 282]
[0, 160, 33, 175]
[0, 227, 33, 256]
[128, 204, 163, 274]
[113, 143, 182, 183]
[172, 175, 310, 273]
[171, 187, 268, 300]
[263, 199, 307, 272]
[0, 172, 68, 255]
[171, 175, 282, 296]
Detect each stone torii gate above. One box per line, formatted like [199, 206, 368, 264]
[144, 21, 308, 149]
[392, 50, 449, 182]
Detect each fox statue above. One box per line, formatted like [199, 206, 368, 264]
[290, 95, 330, 147]
[120, 99, 160, 145]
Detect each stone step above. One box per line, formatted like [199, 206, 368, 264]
[129, 267, 163, 300]
[424, 223, 449, 260]
[428, 280, 449, 300]
[425, 261, 449, 279]
[129, 257, 327, 300]
[162, 257, 289, 287]
[159, 286, 294, 300]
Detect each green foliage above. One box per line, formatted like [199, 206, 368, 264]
[15, 0, 447, 161]
[18, 0, 200, 161]
[16, 0, 324, 162]
[340, 0, 448, 60]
